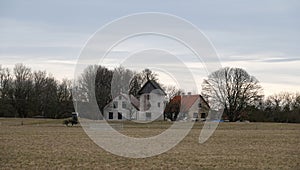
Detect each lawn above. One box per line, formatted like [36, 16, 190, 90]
[0, 118, 299, 169]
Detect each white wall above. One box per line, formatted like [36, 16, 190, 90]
[104, 95, 137, 120]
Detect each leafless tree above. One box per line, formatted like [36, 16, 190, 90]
[78, 65, 98, 102]
[129, 68, 159, 97]
[31, 70, 47, 116]
[13, 63, 33, 117]
[266, 92, 298, 112]
[111, 66, 134, 98]
[0, 65, 14, 116]
[163, 85, 182, 100]
[76, 65, 113, 118]
[57, 78, 73, 117]
[202, 67, 263, 121]
[95, 65, 113, 115]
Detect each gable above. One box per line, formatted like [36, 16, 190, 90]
[104, 93, 140, 111]
[180, 95, 199, 113]
[137, 80, 166, 96]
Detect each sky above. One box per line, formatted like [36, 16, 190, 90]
[0, 0, 299, 96]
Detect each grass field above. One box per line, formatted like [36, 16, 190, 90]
[0, 118, 299, 169]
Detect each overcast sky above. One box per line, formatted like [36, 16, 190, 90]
[0, 0, 299, 96]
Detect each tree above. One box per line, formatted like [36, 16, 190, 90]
[202, 67, 263, 122]
[0, 63, 76, 118]
[111, 66, 134, 98]
[129, 74, 140, 97]
[163, 85, 182, 100]
[264, 92, 300, 123]
[95, 65, 113, 115]
[32, 70, 48, 116]
[0, 65, 15, 117]
[78, 65, 98, 102]
[292, 93, 300, 110]
[13, 64, 33, 118]
[77, 65, 112, 118]
[164, 96, 181, 121]
[42, 76, 58, 118]
[129, 68, 159, 97]
[57, 78, 73, 118]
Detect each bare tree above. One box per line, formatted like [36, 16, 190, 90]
[202, 67, 263, 122]
[78, 65, 98, 102]
[266, 92, 297, 112]
[129, 73, 141, 97]
[0, 66, 15, 117]
[43, 76, 58, 118]
[111, 66, 134, 98]
[32, 70, 47, 116]
[13, 63, 33, 118]
[77, 65, 112, 118]
[129, 68, 159, 97]
[163, 85, 182, 100]
[57, 78, 73, 117]
[292, 93, 300, 110]
[95, 65, 113, 115]
[0, 66, 13, 100]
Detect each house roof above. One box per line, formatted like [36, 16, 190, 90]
[129, 95, 140, 110]
[169, 95, 210, 113]
[104, 93, 140, 111]
[137, 80, 167, 96]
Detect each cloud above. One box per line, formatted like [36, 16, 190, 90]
[259, 57, 300, 63]
[0, 0, 299, 96]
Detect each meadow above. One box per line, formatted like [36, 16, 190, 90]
[0, 118, 299, 169]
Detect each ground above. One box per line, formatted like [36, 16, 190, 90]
[0, 118, 299, 169]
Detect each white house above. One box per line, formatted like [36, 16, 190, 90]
[103, 93, 139, 120]
[136, 80, 167, 121]
[167, 94, 210, 121]
[103, 80, 167, 121]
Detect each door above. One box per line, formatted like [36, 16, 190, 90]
[109, 112, 113, 120]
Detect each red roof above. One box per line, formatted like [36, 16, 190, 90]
[169, 95, 209, 113]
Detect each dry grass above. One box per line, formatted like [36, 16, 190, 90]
[0, 118, 299, 169]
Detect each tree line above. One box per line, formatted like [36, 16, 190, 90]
[246, 92, 300, 123]
[0, 64, 73, 118]
[1, 63, 299, 122]
[0, 64, 179, 119]
[201, 67, 300, 123]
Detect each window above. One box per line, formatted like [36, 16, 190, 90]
[201, 113, 206, 119]
[109, 112, 113, 119]
[147, 95, 150, 100]
[146, 112, 151, 120]
[113, 101, 118, 108]
[198, 103, 202, 108]
[122, 101, 126, 108]
[157, 102, 161, 108]
[193, 113, 198, 118]
[118, 112, 122, 120]
[118, 95, 122, 100]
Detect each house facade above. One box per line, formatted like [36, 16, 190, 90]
[103, 80, 167, 121]
[137, 80, 167, 121]
[103, 94, 139, 120]
[168, 94, 210, 121]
